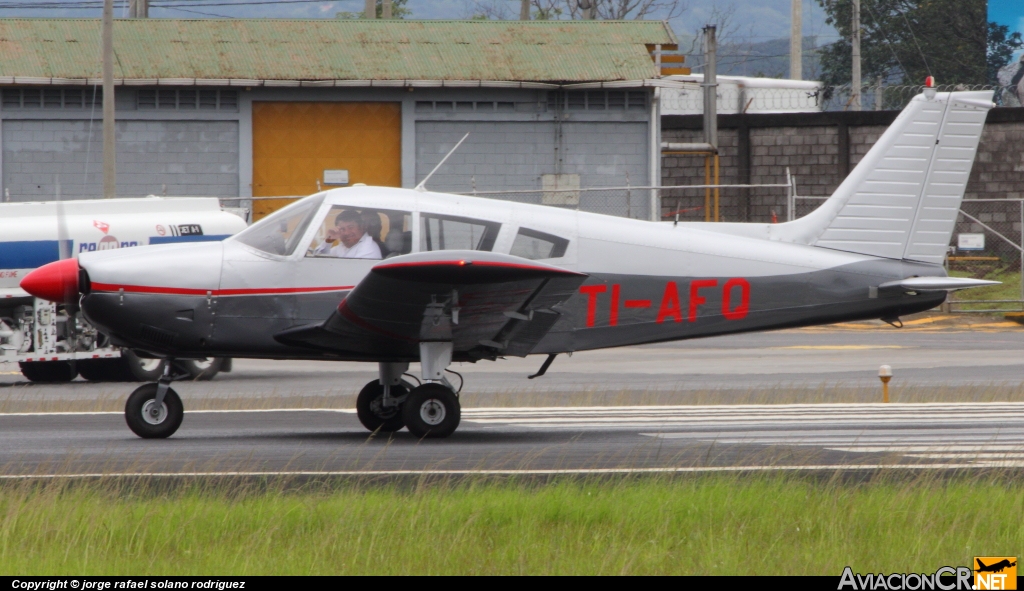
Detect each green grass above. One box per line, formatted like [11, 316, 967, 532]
[0, 474, 1020, 575]
[949, 266, 1023, 310]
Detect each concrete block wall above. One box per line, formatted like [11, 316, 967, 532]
[662, 109, 1024, 227]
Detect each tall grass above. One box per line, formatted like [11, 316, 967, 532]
[0, 473, 1020, 575]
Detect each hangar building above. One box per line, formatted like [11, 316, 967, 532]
[0, 19, 678, 219]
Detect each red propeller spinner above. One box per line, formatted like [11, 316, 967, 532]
[20, 258, 80, 304]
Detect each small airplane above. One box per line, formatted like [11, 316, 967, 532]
[976, 558, 1016, 574]
[20, 89, 999, 440]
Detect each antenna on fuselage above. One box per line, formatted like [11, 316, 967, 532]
[415, 133, 469, 192]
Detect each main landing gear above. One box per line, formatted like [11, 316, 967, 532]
[357, 342, 461, 438]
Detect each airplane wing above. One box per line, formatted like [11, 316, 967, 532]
[274, 250, 587, 360]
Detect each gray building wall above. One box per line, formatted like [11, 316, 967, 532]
[0, 85, 656, 218]
[2, 119, 238, 200]
[416, 121, 648, 190]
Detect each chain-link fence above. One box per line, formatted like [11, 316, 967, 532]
[947, 199, 1024, 312]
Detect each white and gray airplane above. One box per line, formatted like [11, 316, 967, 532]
[21, 90, 998, 440]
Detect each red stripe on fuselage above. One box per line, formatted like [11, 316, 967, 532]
[375, 260, 582, 275]
[90, 283, 354, 296]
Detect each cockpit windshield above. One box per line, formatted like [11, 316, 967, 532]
[232, 195, 325, 256]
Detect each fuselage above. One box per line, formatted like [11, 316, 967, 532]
[78, 186, 945, 361]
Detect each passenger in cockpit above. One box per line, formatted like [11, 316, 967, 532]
[312, 210, 382, 259]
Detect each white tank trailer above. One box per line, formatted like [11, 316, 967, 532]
[0, 197, 247, 382]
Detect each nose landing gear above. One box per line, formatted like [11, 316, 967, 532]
[124, 362, 189, 439]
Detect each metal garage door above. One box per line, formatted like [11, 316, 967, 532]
[251, 102, 401, 220]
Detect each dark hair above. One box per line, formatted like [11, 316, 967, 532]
[334, 210, 364, 229]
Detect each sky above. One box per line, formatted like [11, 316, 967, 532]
[989, 0, 1024, 60]
[0, 0, 842, 46]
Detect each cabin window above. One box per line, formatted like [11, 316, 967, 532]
[306, 206, 413, 260]
[510, 227, 569, 260]
[420, 215, 500, 252]
[233, 195, 324, 256]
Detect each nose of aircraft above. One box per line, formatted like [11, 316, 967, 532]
[20, 258, 79, 303]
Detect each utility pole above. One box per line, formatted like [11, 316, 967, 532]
[364, 0, 375, 18]
[789, 0, 802, 80]
[579, 0, 596, 20]
[382, 0, 392, 18]
[851, 0, 862, 110]
[520, 0, 530, 20]
[702, 25, 718, 151]
[102, 0, 115, 199]
[128, 0, 147, 18]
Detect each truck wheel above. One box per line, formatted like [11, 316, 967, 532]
[18, 361, 77, 383]
[121, 351, 166, 382]
[179, 358, 224, 381]
[77, 359, 124, 382]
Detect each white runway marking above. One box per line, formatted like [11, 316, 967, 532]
[1, 463, 1022, 479]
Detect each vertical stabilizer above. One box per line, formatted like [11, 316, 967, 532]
[782, 90, 993, 263]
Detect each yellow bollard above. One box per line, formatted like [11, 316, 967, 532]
[878, 365, 892, 403]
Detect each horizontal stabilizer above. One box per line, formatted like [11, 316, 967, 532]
[878, 277, 1000, 292]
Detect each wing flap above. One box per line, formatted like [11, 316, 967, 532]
[274, 251, 587, 359]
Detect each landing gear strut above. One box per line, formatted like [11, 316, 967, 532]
[124, 361, 187, 439]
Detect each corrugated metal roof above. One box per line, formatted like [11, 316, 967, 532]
[0, 19, 676, 83]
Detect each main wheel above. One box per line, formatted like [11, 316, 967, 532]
[401, 383, 460, 439]
[19, 361, 77, 382]
[356, 380, 412, 433]
[124, 383, 184, 439]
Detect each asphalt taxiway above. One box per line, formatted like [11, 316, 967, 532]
[0, 403, 1021, 475]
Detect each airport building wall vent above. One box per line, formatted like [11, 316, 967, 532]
[1, 87, 103, 109]
[136, 89, 238, 112]
[547, 90, 648, 112]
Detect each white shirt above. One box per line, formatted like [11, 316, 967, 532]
[313, 232, 382, 259]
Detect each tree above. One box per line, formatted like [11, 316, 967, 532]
[988, 21, 1024, 85]
[466, 0, 685, 21]
[337, 0, 411, 19]
[816, 0, 987, 87]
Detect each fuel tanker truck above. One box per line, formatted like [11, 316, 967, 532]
[0, 197, 248, 382]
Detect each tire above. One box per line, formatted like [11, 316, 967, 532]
[179, 358, 224, 381]
[77, 359, 124, 382]
[122, 351, 166, 381]
[19, 361, 77, 383]
[124, 383, 183, 439]
[356, 380, 412, 433]
[401, 383, 461, 439]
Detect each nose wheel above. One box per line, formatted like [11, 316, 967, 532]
[124, 382, 183, 439]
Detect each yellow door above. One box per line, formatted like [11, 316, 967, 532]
[251, 102, 402, 220]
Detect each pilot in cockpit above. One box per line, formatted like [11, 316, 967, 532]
[311, 210, 382, 259]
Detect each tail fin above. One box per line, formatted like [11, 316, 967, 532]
[784, 90, 994, 264]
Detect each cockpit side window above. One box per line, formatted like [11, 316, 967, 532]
[420, 214, 500, 252]
[232, 195, 325, 256]
[306, 206, 413, 260]
[509, 227, 569, 260]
